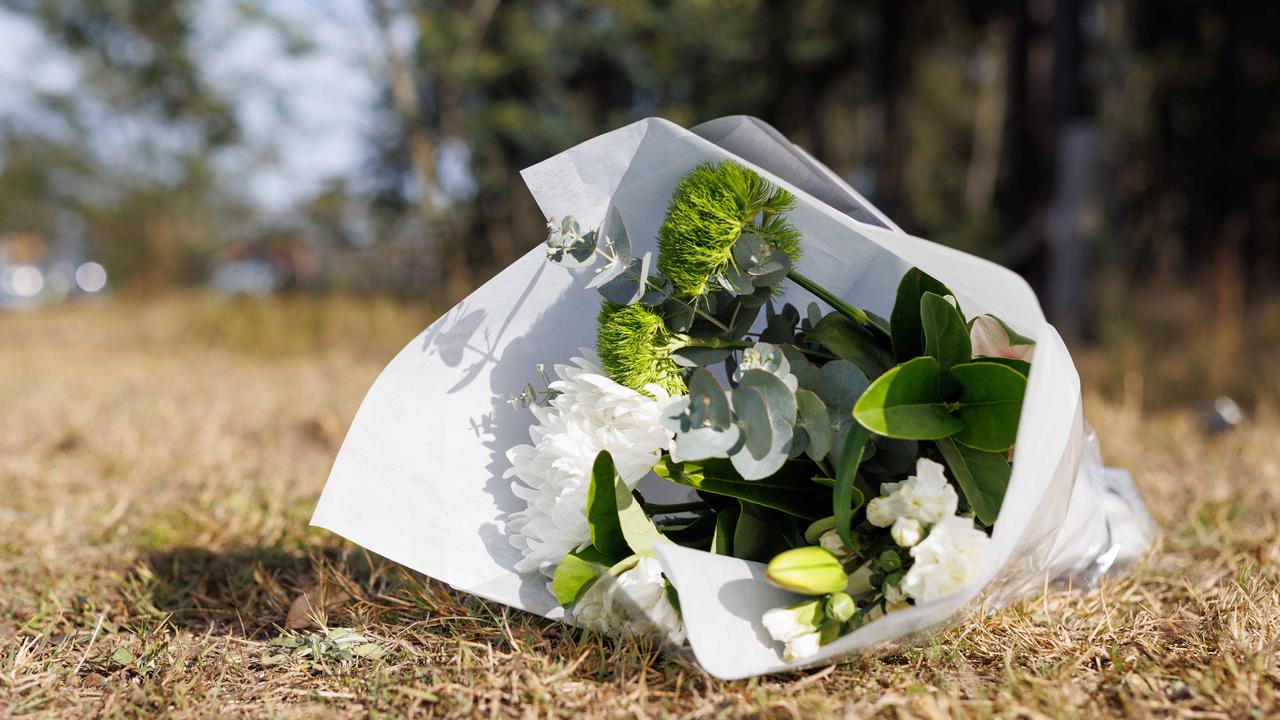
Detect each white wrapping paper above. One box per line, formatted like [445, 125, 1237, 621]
[312, 116, 1154, 679]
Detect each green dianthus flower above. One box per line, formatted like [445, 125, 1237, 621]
[596, 301, 687, 396]
[656, 161, 801, 297]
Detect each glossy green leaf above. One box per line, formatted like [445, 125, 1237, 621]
[833, 422, 869, 552]
[935, 437, 1011, 526]
[971, 356, 1031, 377]
[921, 291, 971, 394]
[552, 553, 603, 606]
[950, 361, 1028, 452]
[654, 458, 825, 519]
[890, 268, 955, 361]
[710, 505, 739, 556]
[853, 357, 964, 440]
[586, 452, 629, 560]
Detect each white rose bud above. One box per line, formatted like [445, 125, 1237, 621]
[891, 517, 924, 548]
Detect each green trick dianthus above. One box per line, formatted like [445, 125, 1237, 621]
[656, 160, 801, 297]
[596, 301, 686, 396]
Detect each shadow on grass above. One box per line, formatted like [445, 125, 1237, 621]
[136, 545, 382, 638]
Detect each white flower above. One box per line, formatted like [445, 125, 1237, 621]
[883, 581, 906, 606]
[891, 517, 924, 548]
[818, 529, 850, 558]
[783, 631, 822, 662]
[762, 600, 821, 643]
[866, 459, 958, 528]
[506, 354, 679, 576]
[901, 515, 991, 604]
[865, 495, 897, 527]
[970, 315, 1034, 361]
[573, 557, 685, 645]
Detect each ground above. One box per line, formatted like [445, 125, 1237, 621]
[1, 294, 1277, 718]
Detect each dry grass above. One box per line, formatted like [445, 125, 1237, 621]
[1, 293, 1277, 718]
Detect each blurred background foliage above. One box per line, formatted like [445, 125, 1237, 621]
[1, 0, 1277, 404]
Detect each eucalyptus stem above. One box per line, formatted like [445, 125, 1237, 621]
[688, 337, 753, 351]
[787, 270, 870, 327]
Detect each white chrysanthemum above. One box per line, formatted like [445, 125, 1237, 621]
[573, 557, 685, 645]
[866, 458, 959, 528]
[506, 354, 679, 577]
[900, 515, 991, 604]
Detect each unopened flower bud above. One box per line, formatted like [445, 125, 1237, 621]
[765, 547, 848, 595]
[891, 517, 924, 548]
[761, 600, 821, 643]
[824, 592, 856, 623]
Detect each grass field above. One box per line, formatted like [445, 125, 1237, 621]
[1, 293, 1278, 718]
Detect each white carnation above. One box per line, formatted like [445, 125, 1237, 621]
[506, 354, 678, 576]
[818, 529, 851, 558]
[865, 459, 958, 528]
[762, 600, 820, 643]
[783, 631, 822, 662]
[901, 515, 991, 604]
[891, 517, 924, 548]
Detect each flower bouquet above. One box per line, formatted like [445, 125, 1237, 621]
[312, 116, 1154, 679]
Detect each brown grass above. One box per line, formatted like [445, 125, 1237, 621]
[1, 293, 1277, 718]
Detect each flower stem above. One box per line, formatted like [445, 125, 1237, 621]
[787, 270, 869, 327]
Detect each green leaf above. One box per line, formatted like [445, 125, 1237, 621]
[731, 386, 773, 459]
[795, 390, 832, 462]
[808, 312, 894, 377]
[833, 422, 869, 552]
[552, 553, 603, 606]
[672, 345, 735, 368]
[586, 452, 629, 560]
[972, 356, 1031, 377]
[589, 450, 669, 558]
[991, 314, 1036, 347]
[890, 268, 954, 361]
[950, 362, 1028, 452]
[710, 505, 738, 556]
[935, 437, 1011, 526]
[921, 291, 971, 394]
[852, 357, 964, 440]
[733, 502, 778, 561]
[616, 483, 670, 557]
[654, 458, 826, 519]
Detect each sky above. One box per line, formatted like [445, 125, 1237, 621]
[0, 1, 391, 214]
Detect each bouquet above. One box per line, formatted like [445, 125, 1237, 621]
[313, 116, 1155, 678]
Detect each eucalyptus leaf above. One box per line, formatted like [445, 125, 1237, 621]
[921, 291, 972, 394]
[687, 368, 731, 430]
[731, 386, 773, 460]
[639, 274, 673, 306]
[597, 252, 652, 306]
[795, 389, 832, 462]
[545, 216, 598, 268]
[599, 206, 631, 262]
[950, 361, 1027, 452]
[730, 369, 798, 480]
[672, 345, 734, 368]
[852, 356, 964, 440]
[808, 312, 894, 377]
[890, 268, 955, 361]
[780, 345, 822, 392]
[935, 437, 1011, 526]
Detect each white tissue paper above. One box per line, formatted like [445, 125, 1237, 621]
[311, 116, 1155, 680]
